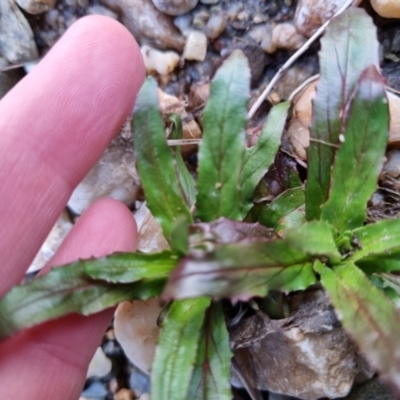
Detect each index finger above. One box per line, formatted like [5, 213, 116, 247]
[0, 16, 145, 296]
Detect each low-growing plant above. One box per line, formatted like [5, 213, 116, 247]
[1, 8, 400, 399]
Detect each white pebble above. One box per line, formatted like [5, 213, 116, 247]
[141, 45, 180, 76]
[183, 30, 208, 61]
[86, 347, 112, 379]
[271, 22, 307, 51]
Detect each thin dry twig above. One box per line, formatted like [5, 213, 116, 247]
[248, 0, 354, 119]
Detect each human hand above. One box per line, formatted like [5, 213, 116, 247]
[0, 16, 145, 399]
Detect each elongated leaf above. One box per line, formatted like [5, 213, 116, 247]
[258, 187, 304, 229]
[162, 237, 318, 300]
[167, 113, 196, 207]
[0, 263, 164, 340]
[306, 9, 380, 220]
[151, 297, 211, 400]
[132, 77, 193, 247]
[82, 251, 179, 282]
[320, 66, 389, 231]
[188, 303, 232, 400]
[196, 50, 250, 222]
[315, 262, 400, 394]
[240, 102, 290, 215]
[285, 220, 341, 264]
[346, 218, 400, 263]
[370, 274, 400, 308]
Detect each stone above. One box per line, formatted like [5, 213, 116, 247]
[382, 150, 400, 178]
[204, 12, 227, 40]
[67, 136, 140, 215]
[81, 381, 108, 399]
[129, 364, 150, 396]
[152, 0, 198, 16]
[294, 0, 361, 37]
[99, 0, 185, 51]
[86, 347, 112, 379]
[231, 290, 374, 399]
[371, 0, 400, 19]
[388, 91, 400, 148]
[28, 210, 73, 273]
[86, 5, 118, 19]
[183, 30, 208, 61]
[271, 22, 307, 51]
[0, 0, 39, 64]
[260, 24, 277, 54]
[173, 13, 193, 35]
[15, 0, 56, 15]
[141, 45, 180, 76]
[114, 298, 162, 374]
[114, 388, 135, 400]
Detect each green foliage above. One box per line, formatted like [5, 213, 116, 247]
[132, 77, 193, 250]
[151, 297, 211, 400]
[196, 50, 250, 222]
[240, 101, 290, 215]
[2, 7, 400, 398]
[305, 8, 380, 220]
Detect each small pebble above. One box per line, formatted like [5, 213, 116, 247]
[81, 381, 108, 399]
[294, 0, 354, 37]
[193, 10, 210, 29]
[260, 24, 276, 54]
[371, 0, 400, 18]
[141, 45, 180, 76]
[204, 12, 227, 39]
[382, 150, 400, 178]
[87, 5, 118, 19]
[152, 0, 198, 16]
[174, 13, 193, 35]
[183, 30, 208, 61]
[46, 9, 59, 25]
[271, 22, 307, 51]
[114, 388, 135, 400]
[86, 347, 112, 379]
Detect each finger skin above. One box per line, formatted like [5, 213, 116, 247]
[0, 15, 145, 296]
[0, 198, 138, 399]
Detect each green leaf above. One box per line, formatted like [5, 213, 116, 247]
[151, 297, 211, 400]
[196, 50, 250, 222]
[240, 101, 290, 215]
[167, 113, 197, 208]
[258, 187, 304, 229]
[315, 262, 400, 394]
[346, 218, 400, 264]
[162, 238, 317, 300]
[284, 220, 341, 264]
[306, 8, 380, 220]
[0, 263, 164, 340]
[320, 66, 389, 231]
[132, 77, 193, 248]
[188, 303, 233, 400]
[82, 251, 179, 283]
